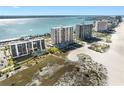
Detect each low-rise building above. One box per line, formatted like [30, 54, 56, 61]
[9, 37, 46, 58]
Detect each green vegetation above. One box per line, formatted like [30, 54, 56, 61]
[92, 31, 112, 43]
[7, 58, 14, 66]
[106, 36, 112, 43]
[0, 47, 14, 73]
[0, 55, 64, 86]
[0, 53, 107, 86]
[88, 43, 110, 53]
[41, 64, 74, 86]
[55, 52, 68, 58]
[48, 47, 60, 54]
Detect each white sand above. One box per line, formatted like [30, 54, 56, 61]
[67, 21, 124, 86]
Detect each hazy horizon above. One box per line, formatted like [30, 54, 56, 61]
[0, 6, 124, 16]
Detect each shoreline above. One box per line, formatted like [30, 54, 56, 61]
[0, 37, 20, 43]
[67, 21, 124, 85]
[0, 33, 50, 43]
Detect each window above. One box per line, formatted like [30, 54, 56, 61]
[33, 40, 41, 51]
[11, 45, 17, 57]
[17, 43, 27, 56]
[27, 42, 32, 53]
[41, 40, 45, 49]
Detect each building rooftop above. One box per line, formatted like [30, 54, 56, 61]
[51, 25, 73, 29]
[8, 37, 44, 45]
[76, 23, 93, 26]
[96, 19, 108, 22]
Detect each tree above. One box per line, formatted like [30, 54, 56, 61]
[48, 47, 60, 54]
[8, 58, 14, 66]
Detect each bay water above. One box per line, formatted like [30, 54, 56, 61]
[0, 16, 93, 41]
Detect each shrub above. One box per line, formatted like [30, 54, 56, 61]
[48, 47, 60, 54]
[8, 58, 14, 66]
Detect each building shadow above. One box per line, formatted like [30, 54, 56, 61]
[57, 42, 83, 53]
[84, 37, 102, 43]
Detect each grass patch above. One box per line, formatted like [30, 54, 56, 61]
[41, 64, 74, 86]
[0, 55, 64, 86]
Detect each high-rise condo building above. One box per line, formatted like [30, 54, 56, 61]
[94, 20, 108, 32]
[76, 24, 93, 40]
[51, 26, 73, 45]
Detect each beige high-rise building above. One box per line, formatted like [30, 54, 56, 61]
[94, 20, 108, 32]
[76, 24, 93, 40]
[51, 26, 73, 45]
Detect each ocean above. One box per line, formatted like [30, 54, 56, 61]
[0, 16, 93, 41]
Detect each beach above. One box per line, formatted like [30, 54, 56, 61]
[67, 21, 124, 86]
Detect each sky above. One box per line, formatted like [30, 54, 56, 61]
[0, 6, 124, 15]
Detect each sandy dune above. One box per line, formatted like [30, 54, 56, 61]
[67, 21, 124, 86]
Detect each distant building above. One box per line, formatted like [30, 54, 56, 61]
[76, 24, 93, 40]
[51, 26, 73, 46]
[9, 37, 46, 58]
[94, 20, 108, 32]
[115, 16, 122, 23]
[107, 17, 118, 30]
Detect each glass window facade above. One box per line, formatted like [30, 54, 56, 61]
[17, 43, 27, 56]
[27, 42, 33, 53]
[33, 40, 41, 51]
[41, 40, 45, 49]
[11, 45, 17, 57]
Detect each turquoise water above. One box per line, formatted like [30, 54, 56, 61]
[0, 17, 93, 40]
